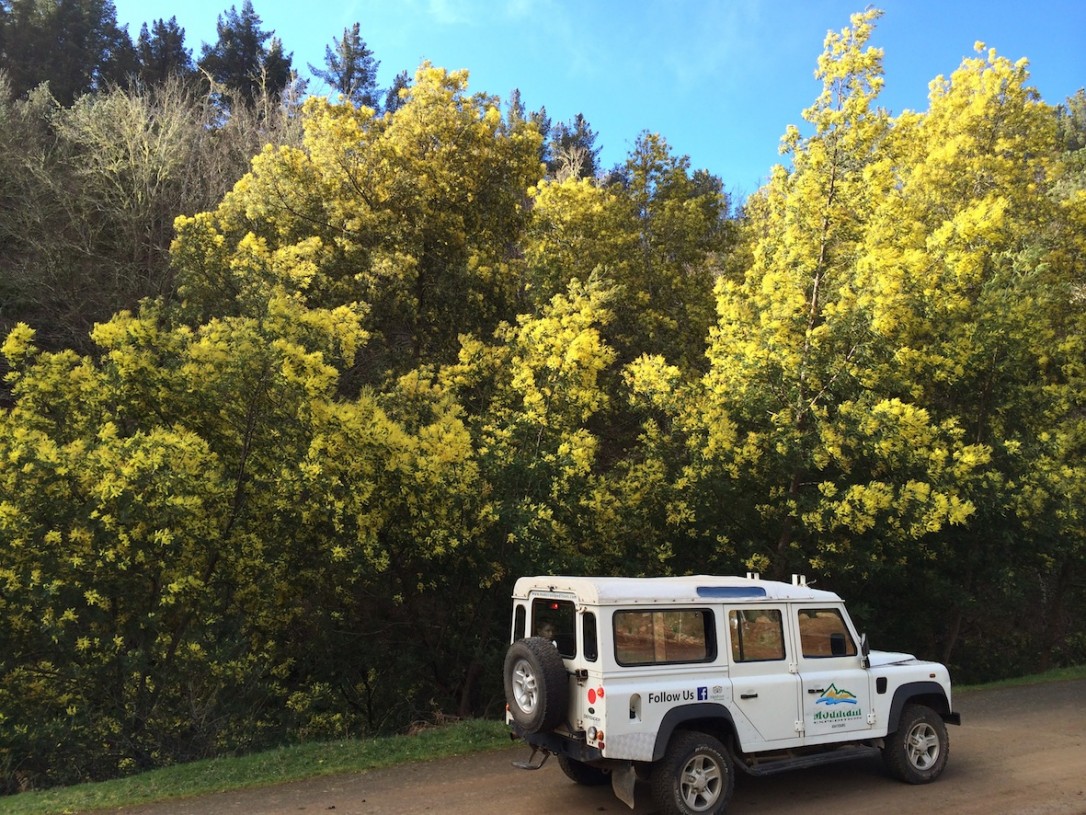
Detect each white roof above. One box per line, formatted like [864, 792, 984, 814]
[512, 575, 842, 605]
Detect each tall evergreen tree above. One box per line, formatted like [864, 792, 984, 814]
[308, 22, 379, 109]
[548, 112, 601, 180]
[1056, 88, 1086, 152]
[507, 87, 550, 164]
[0, 0, 135, 104]
[382, 68, 410, 114]
[135, 16, 194, 86]
[0, 2, 10, 66]
[197, 0, 292, 109]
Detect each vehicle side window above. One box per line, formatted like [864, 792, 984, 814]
[729, 609, 786, 662]
[583, 612, 598, 662]
[613, 609, 715, 666]
[513, 604, 526, 641]
[798, 607, 857, 658]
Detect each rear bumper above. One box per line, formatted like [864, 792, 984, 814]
[513, 726, 605, 763]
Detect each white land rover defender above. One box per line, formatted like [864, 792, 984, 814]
[504, 575, 960, 815]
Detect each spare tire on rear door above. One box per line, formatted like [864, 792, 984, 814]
[504, 636, 568, 733]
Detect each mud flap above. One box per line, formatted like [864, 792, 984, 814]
[611, 762, 637, 809]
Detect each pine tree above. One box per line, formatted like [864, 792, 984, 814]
[382, 68, 410, 114]
[507, 87, 550, 164]
[0, 0, 135, 104]
[548, 112, 601, 180]
[0, 2, 8, 62]
[308, 22, 379, 109]
[1056, 88, 1086, 152]
[135, 16, 194, 86]
[197, 0, 292, 109]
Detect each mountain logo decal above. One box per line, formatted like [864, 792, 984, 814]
[815, 683, 858, 706]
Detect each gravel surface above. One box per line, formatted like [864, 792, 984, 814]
[95, 679, 1086, 815]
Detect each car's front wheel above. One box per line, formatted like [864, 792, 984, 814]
[651, 730, 734, 815]
[883, 703, 949, 784]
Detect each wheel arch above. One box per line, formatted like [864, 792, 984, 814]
[887, 682, 957, 732]
[650, 703, 738, 762]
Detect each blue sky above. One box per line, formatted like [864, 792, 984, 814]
[111, 0, 1085, 200]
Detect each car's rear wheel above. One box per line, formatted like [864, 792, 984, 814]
[651, 730, 734, 815]
[557, 754, 611, 785]
[503, 636, 567, 733]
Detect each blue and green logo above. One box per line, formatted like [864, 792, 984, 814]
[815, 683, 858, 706]
[813, 684, 862, 723]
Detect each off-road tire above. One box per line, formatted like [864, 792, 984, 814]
[651, 730, 734, 815]
[558, 754, 611, 786]
[503, 636, 567, 733]
[883, 703, 949, 784]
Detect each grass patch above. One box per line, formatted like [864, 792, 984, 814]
[956, 663, 1086, 692]
[0, 718, 510, 815]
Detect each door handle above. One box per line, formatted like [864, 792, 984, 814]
[740, 692, 759, 699]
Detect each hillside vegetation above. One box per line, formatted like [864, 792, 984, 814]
[1, 7, 1084, 792]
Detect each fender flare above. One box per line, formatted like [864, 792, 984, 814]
[886, 681, 955, 731]
[651, 703, 738, 762]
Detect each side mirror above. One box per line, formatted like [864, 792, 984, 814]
[860, 633, 870, 669]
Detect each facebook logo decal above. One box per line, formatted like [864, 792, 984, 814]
[697, 686, 708, 701]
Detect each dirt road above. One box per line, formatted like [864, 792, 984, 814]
[101, 679, 1085, 815]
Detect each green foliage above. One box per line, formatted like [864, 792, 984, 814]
[1056, 88, 1086, 152]
[0, 0, 135, 104]
[309, 22, 380, 110]
[0, 4, 1083, 798]
[523, 132, 733, 372]
[0, 75, 300, 354]
[135, 17, 196, 86]
[441, 275, 616, 575]
[0, 63, 544, 790]
[547, 112, 601, 180]
[174, 63, 543, 376]
[197, 0, 293, 111]
[640, 12, 1086, 673]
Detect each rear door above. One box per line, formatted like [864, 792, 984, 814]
[726, 606, 803, 747]
[526, 591, 584, 732]
[606, 606, 727, 762]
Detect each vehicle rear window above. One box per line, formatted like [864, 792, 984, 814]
[613, 609, 715, 665]
[531, 597, 576, 658]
